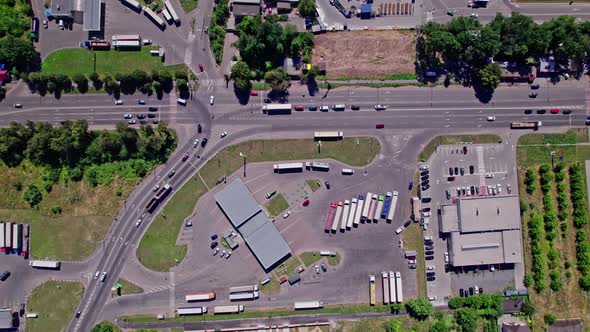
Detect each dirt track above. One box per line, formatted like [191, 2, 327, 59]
[312, 30, 416, 79]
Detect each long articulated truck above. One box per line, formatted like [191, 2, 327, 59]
[354, 195, 364, 226]
[340, 200, 350, 232]
[146, 184, 172, 213]
[511, 121, 542, 130]
[395, 271, 403, 303]
[388, 271, 396, 304]
[185, 292, 215, 301]
[374, 195, 384, 222]
[229, 285, 258, 293]
[346, 197, 357, 229]
[0, 223, 4, 252]
[332, 201, 343, 233]
[382, 192, 393, 220]
[361, 193, 372, 222]
[294, 301, 323, 310]
[387, 191, 399, 222]
[229, 291, 259, 301]
[369, 275, 376, 305]
[120, 0, 142, 10]
[367, 194, 378, 222]
[177, 306, 207, 315]
[214, 305, 244, 314]
[382, 271, 390, 304]
[324, 202, 337, 232]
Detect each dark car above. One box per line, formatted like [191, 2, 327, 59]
[424, 239, 433, 245]
[427, 276, 436, 281]
[421, 185, 430, 191]
[152, 119, 159, 124]
[264, 98, 272, 103]
[425, 245, 433, 250]
[524, 109, 533, 114]
[148, 107, 158, 112]
[425, 250, 434, 256]
[321, 263, 327, 272]
[469, 165, 474, 174]
[421, 179, 429, 185]
[460, 168, 465, 176]
[470, 186, 475, 194]
[75, 311, 81, 318]
[463, 146, 467, 154]
[351, 105, 360, 110]
[408, 181, 414, 190]
[308, 106, 317, 111]
[530, 84, 540, 89]
[138, 100, 146, 104]
[449, 167, 453, 176]
[0, 271, 10, 281]
[425, 255, 434, 260]
[421, 170, 429, 176]
[168, 170, 175, 178]
[325, 181, 331, 189]
[198, 124, 202, 133]
[469, 287, 474, 295]
[459, 289, 464, 297]
[446, 190, 451, 199]
[201, 137, 208, 147]
[448, 176, 455, 182]
[148, 113, 156, 118]
[182, 153, 189, 162]
[529, 92, 538, 98]
[210, 241, 218, 249]
[137, 113, 146, 119]
[426, 272, 435, 277]
[479, 287, 483, 294]
[454, 167, 459, 175]
[537, 109, 546, 114]
[421, 175, 429, 181]
[563, 109, 572, 115]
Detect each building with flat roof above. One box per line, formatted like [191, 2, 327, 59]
[231, 0, 260, 20]
[215, 179, 291, 271]
[440, 195, 523, 268]
[83, 0, 102, 31]
[51, 0, 75, 18]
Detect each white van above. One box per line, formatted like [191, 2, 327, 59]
[333, 104, 346, 111]
[320, 105, 329, 112]
[341, 168, 355, 175]
[26, 313, 38, 318]
[176, 98, 187, 105]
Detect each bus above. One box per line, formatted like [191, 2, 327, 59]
[314, 131, 343, 141]
[164, 0, 180, 24]
[143, 6, 166, 28]
[324, 202, 337, 232]
[263, 104, 292, 115]
[121, 0, 142, 11]
[31, 17, 39, 41]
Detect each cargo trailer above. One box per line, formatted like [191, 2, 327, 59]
[185, 292, 215, 301]
[229, 285, 258, 293]
[382, 272, 390, 304]
[346, 198, 357, 229]
[361, 193, 372, 221]
[367, 195, 378, 222]
[177, 306, 207, 315]
[229, 291, 259, 301]
[354, 195, 365, 226]
[332, 201, 343, 233]
[395, 271, 403, 303]
[388, 271, 396, 304]
[294, 301, 323, 310]
[374, 195, 384, 222]
[214, 305, 243, 314]
[324, 202, 337, 232]
[340, 200, 350, 232]
[387, 191, 399, 222]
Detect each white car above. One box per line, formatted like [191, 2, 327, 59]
[374, 104, 387, 111]
[470, 13, 478, 18]
[408, 260, 416, 265]
[497, 184, 502, 193]
[474, 285, 479, 294]
[315, 264, 320, 274]
[444, 252, 449, 263]
[485, 173, 494, 178]
[420, 165, 429, 171]
[93, 271, 100, 279]
[426, 265, 435, 270]
[428, 296, 437, 301]
[507, 184, 512, 193]
[486, 116, 495, 121]
[395, 227, 404, 234]
[210, 95, 214, 105]
[423, 211, 431, 217]
[220, 131, 227, 138]
[153, 184, 160, 192]
[142, 39, 152, 45]
[124, 113, 133, 119]
[115, 100, 124, 105]
[226, 251, 232, 259]
[283, 211, 291, 219]
[193, 138, 199, 147]
[212, 247, 220, 256]
[135, 219, 142, 228]
[220, 250, 226, 258]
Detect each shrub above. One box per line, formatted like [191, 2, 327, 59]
[116, 188, 123, 197]
[544, 313, 557, 325]
[404, 298, 433, 321]
[22, 184, 42, 207]
[51, 205, 62, 214]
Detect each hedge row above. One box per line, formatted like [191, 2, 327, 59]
[528, 211, 546, 292]
[525, 167, 537, 194]
[568, 163, 590, 291]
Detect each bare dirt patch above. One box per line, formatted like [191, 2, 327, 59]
[312, 30, 416, 79]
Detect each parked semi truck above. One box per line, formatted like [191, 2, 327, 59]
[374, 195, 384, 222]
[332, 201, 343, 233]
[120, 0, 142, 10]
[361, 193, 372, 221]
[0, 223, 4, 251]
[382, 192, 393, 219]
[214, 305, 244, 314]
[4, 222, 11, 251]
[229, 291, 259, 301]
[229, 285, 258, 293]
[177, 306, 207, 315]
[387, 191, 399, 222]
[12, 223, 21, 254]
[346, 197, 357, 229]
[294, 301, 324, 310]
[324, 202, 337, 232]
[305, 161, 330, 171]
[388, 271, 396, 304]
[29, 260, 61, 269]
[367, 195, 378, 222]
[511, 121, 541, 130]
[382, 271, 390, 304]
[340, 200, 350, 232]
[395, 271, 403, 303]
[369, 275, 376, 306]
[185, 292, 215, 301]
[354, 195, 364, 226]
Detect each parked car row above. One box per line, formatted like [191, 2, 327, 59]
[524, 108, 572, 115]
[459, 285, 483, 297]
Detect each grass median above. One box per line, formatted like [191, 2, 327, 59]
[418, 134, 502, 161]
[265, 193, 289, 217]
[306, 179, 321, 192]
[115, 278, 144, 296]
[27, 281, 84, 332]
[137, 137, 379, 272]
[401, 223, 426, 298]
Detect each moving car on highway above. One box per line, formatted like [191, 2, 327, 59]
[115, 100, 124, 105]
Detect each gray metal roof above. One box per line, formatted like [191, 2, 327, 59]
[0, 309, 11, 329]
[215, 179, 291, 271]
[214, 179, 261, 228]
[51, 0, 74, 17]
[232, 3, 260, 16]
[84, 0, 102, 31]
[457, 195, 521, 232]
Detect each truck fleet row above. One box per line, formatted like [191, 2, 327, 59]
[324, 191, 399, 233]
[371, 272, 403, 305]
[0, 222, 29, 257]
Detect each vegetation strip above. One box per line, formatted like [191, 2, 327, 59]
[27, 281, 84, 332]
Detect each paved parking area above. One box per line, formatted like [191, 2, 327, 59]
[172, 133, 422, 309]
[316, 0, 422, 30]
[423, 141, 519, 303]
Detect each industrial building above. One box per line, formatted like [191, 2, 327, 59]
[440, 195, 523, 268]
[49, 0, 103, 31]
[215, 179, 291, 271]
[231, 0, 261, 22]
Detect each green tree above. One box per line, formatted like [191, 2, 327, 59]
[384, 319, 403, 332]
[0, 37, 41, 72]
[298, 0, 316, 17]
[88, 72, 99, 82]
[404, 298, 433, 321]
[22, 184, 42, 207]
[430, 321, 450, 332]
[264, 68, 290, 92]
[544, 313, 557, 325]
[90, 321, 119, 332]
[521, 300, 536, 317]
[477, 63, 502, 91]
[454, 307, 478, 332]
[230, 61, 252, 91]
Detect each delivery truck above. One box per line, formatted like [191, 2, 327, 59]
[185, 292, 215, 301]
[214, 305, 244, 314]
[294, 301, 323, 310]
[229, 291, 259, 301]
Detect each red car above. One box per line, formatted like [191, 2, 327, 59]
[199, 64, 204, 72]
[303, 199, 310, 206]
[278, 275, 288, 284]
[249, 90, 258, 96]
[448, 176, 455, 181]
[295, 105, 304, 111]
[550, 109, 560, 114]
[376, 123, 385, 129]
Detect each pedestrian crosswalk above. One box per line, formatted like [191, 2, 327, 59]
[145, 284, 173, 294]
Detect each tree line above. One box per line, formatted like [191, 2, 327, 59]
[230, 15, 315, 93]
[209, 0, 230, 64]
[418, 14, 590, 92]
[21, 69, 190, 98]
[569, 163, 590, 290]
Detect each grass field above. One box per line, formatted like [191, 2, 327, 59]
[265, 193, 289, 217]
[336, 316, 429, 332]
[299, 251, 323, 267]
[199, 137, 380, 188]
[137, 137, 378, 272]
[517, 131, 590, 329]
[0, 162, 138, 260]
[42, 48, 182, 77]
[27, 281, 84, 332]
[418, 134, 502, 161]
[179, 0, 198, 12]
[402, 222, 426, 298]
[306, 179, 321, 192]
[137, 177, 206, 271]
[115, 278, 144, 296]
[259, 277, 281, 295]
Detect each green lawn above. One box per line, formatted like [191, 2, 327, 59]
[42, 48, 176, 77]
[327, 253, 341, 266]
[136, 177, 206, 272]
[306, 179, 321, 192]
[273, 256, 303, 277]
[199, 137, 380, 188]
[251, 82, 269, 90]
[299, 251, 323, 267]
[259, 277, 281, 295]
[402, 223, 426, 298]
[265, 193, 289, 217]
[179, 0, 198, 12]
[518, 129, 588, 145]
[27, 281, 84, 332]
[418, 134, 502, 161]
[115, 278, 144, 296]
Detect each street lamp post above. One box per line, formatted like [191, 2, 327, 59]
[240, 152, 247, 177]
